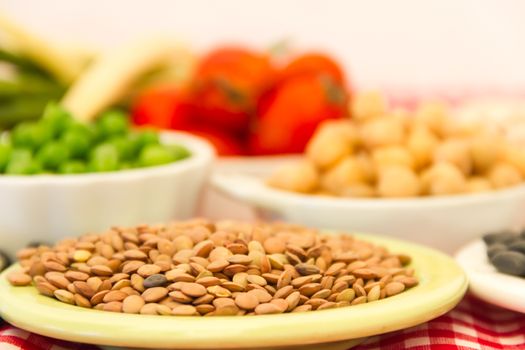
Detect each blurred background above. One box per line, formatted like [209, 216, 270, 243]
[2, 0, 525, 94]
[2, 0, 525, 253]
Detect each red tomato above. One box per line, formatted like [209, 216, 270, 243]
[192, 46, 277, 133]
[131, 85, 194, 129]
[181, 125, 245, 156]
[278, 52, 346, 84]
[250, 74, 348, 155]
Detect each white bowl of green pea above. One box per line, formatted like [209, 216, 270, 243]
[0, 104, 215, 259]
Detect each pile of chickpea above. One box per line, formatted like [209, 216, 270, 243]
[267, 91, 525, 198]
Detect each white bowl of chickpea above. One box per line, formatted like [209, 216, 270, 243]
[213, 92, 525, 253]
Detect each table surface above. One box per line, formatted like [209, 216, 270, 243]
[1, 294, 524, 350]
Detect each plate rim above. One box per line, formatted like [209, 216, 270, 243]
[0, 233, 468, 349]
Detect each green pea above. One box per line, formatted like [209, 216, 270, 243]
[6, 149, 41, 175]
[0, 144, 12, 173]
[138, 144, 176, 167]
[167, 144, 191, 160]
[131, 129, 160, 154]
[41, 102, 73, 137]
[97, 110, 129, 138]
[9, 148, 32, 163]
[36, 142, 70, 170]
[89, 143, 119, 172]
[58, 161, 87, 174]
[11, 122, 53, 150]
[60, 129, 91, 159]
[119, 162, 134, 170]
[108, 137, 135, 161]
[67, 122, 96, 140]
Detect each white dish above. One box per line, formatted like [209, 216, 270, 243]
[455, 238, 525, 313]
[212, 173, 525, 253]
[0, 131, 215, 259]
[198, 155, 300, 221]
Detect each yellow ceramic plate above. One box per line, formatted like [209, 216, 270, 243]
[0, 233, 467, 350]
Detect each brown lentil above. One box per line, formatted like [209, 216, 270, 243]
[255, 302, 283, 315]
[7, 271, 32, 286]
[7, 220, 417, 316]
[122, 295, 145, 314]
[235, 292, 259, 310]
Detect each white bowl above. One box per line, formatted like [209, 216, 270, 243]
[0, 131, 215, 259]
[197, 155, 301, 221]
[212, 173, 525, 253]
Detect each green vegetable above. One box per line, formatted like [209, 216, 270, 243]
[0, 101, 190, 175]
[131, 129, 160, 154]
[89, 143, 119, 172]
[0, 45, 66, 128]
[138, 144, 176, 167]
[0, 97, 53, 129]
[58, 160, 86, 174]
[167, 144, 191, 161]
[0, 144, 12, 172]
[108, 137, 134, 161]
[5, 149, 40, 175]
[60, 129, 91, 159]
[96, 110, 129, 138]
[41, 102, 73, 136]
[36, 142, 69, 170]
[0, 74, 64, 99]
[11, 121, 53, 150]
[0, 48, 52, 78]
[119, 162, 134, 170]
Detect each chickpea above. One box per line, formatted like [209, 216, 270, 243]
[470, 134, 501, 174]
[351, 91, 387, 122]
[372, 146, 415, 171]
[320, 156, 369, 195]
[360, 117, 405, 149]
[377, 166, 421, 198]
[488, 162, 523, 189]
[506, 123, 525, 148]
[466, 177, 493, 193]
[340, 183, 376, 198]
[306, 120, 356, 169]
[444, 121, 484, 139]
[355, 152, 376, 183]
[268, 91, 525, 197]
[421, 162, 467, 196]
[406, 125, 439, 169]
[389, 108, 411, 132]
[415, 101, 448, 137]
[267, 161, 319, 193]
[433, 139, 472, 175]
[501, 144, 525, 177]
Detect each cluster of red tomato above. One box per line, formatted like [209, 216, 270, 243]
[131, 47, 350, 155]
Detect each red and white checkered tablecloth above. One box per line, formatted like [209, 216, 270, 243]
[354, 295, 525, 350]
[1, 295, 524, 350]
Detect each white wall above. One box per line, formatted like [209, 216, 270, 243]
[2, 0, 525, 94]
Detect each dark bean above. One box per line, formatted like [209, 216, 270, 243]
[483, 231, 517, 246]
[143, 274, 168, 288]
[490, 251, 525, 276]
[295, 263, 321, 276]
[26, 241, 51, 248]
[506, 237, 523, 247]
[487, 243, 507, 259]
[508, 240, 525, 255]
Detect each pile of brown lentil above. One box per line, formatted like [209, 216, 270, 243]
[7, 219, 418, 316]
